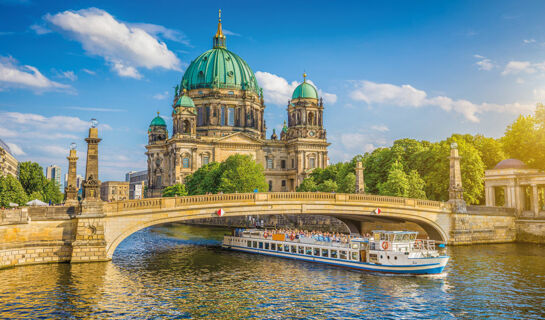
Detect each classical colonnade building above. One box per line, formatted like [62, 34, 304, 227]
[484, 158, 545, 217]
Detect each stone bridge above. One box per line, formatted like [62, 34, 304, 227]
[0, 192, 516, 269]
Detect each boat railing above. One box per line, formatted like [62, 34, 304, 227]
[239, 233, 351, 248]
[410, 239, 436, 252]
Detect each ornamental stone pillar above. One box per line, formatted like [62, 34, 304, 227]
[81, 122, 103, 216]
[448, 143, 466, 213]
[64, 145, 79, 206]
[355, 161, 365, 194]
[485, 186, 495, 207]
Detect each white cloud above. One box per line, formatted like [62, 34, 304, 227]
[153, 91, 170, 100]
[131, 23, 191, 46]
[523, 39, 536, 44]
[45, 8, 181, 78]
[350, 80, 534, 123]
[0, 127, 17, 137]
[501, 60, 544, 75]
[255, 71, 337, 106]
[82, 68, 96, 75]
[0, 56, 70, 91]
[30, 24, 51, 35]
[370, 125, 389, 132]
[6, 143, 25, 156]
[474, 54, 494, 71]
[223, 29, 240, 37]
[59, 70, 77, 81]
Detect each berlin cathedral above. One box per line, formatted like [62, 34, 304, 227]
[146, 12, 330, 197]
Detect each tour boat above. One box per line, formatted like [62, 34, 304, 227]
[222, 229, 449, 275]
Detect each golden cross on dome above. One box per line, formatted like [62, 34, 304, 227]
[157, 111, 160, 116]
[219, 9, 221, 21]
[303, 73, 307, 82]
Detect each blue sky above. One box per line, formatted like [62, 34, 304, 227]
[0, 0, 544, 182]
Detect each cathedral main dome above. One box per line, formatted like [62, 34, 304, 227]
[180, 11, 260, 95]
[181, 48, 260, 94]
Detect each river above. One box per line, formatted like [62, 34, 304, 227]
[0, 224, 544, 319]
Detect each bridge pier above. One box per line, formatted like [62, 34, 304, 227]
[71, 216, 109, 263]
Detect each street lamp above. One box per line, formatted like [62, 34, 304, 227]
[70, 142, 77, 150]
[90, 118, 98, 128]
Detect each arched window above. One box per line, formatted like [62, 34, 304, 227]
[268, 180, 273, 191]
[228, 107, 235, 126]
[308, 112, 315, 126]
[183, 120, 191, 134]
[267, 158, 273, 169]
[182, 157, 190, 168]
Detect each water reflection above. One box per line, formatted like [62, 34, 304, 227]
[0, 224, 544, 319]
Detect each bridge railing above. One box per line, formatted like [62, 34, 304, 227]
[108, 192, 450, 213]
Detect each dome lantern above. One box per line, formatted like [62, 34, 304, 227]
[150, 112, 167, 127]
[213, 9, 226, 49]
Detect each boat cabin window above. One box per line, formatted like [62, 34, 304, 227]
[259, 242, 263, 249]
[351, 252, 358, 261]
[253, 241, 257, 248]
[247, 240, 251, 247]
[265, 242, 269, 250]
[306, 247, 312, 255]
[313, 248, 320, 256]
[291, 245, 296, 253]
[284, 245, 290, 253]
[298, 246, 304, 254]
[277, 244, 283, 251]
[340, 251, 347, 260]
[322, 249, 329, 257]
[271, 243, 276, 251]
[330, 250, 338, 259]
[351, 243, 359, 250]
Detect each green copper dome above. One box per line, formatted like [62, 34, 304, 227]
[181, 48, 260, 94]
[150, 114, 167, 127]
[292, 80, 318, 100]
[175, 94, 195, 108]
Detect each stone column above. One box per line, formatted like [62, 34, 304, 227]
[485, 186, 495, 207]
[532, 184, 539, 217]
[448, 143, 466, 212]
[355, 161, 365, 194]
[81, 125, 103, 215]
[64, 147, 79, 206]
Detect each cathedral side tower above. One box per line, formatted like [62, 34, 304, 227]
[146, 113, 168, 197]
[284, 74, 329, 186]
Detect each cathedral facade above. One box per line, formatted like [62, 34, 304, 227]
[146, 13, 330, 197]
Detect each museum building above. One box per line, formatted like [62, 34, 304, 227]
[146, 13, 330, 197]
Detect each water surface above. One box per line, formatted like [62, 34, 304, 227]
[0, 224, 544, 319]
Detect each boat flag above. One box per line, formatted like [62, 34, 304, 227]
[373, 208, 381, 215]
[217, 209, 225, 217]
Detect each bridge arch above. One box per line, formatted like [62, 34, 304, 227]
[103, 193, 452, 258]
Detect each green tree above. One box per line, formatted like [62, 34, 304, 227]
[378, 162, 409, 197]
[317, 179, 338, 192]
[502, 104, 545, 169]
[296, 178, 318, 192]
[0, 175, 28, 207]
[18, 161, 46, 195]
[473, 135, 505, 170]
[162, 183, 188, 197]
[218, 154, 268, 193]
[186, 162, 221, 195]
[41, 180, 63, 204]
[407, 170, 426, 199]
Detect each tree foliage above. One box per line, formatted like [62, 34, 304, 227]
[185, 155, 268, 195]
[0, 175, 28, 207]
[297, 161, 356, 193]
[162, 183, 188, 197]
[502, 104, 545, 170]
[18, 161, 46, 195]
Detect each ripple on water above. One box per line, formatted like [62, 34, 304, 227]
[1, 225, 545, 319]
